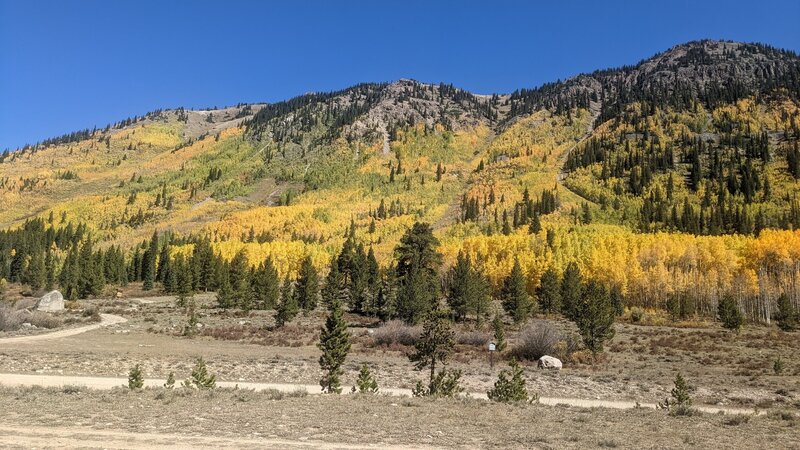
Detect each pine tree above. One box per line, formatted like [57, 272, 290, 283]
[446, 251, 471, 321]
[659, 372, 693, 416]
[25, 251, 45, 291]
[395, 223, 442, 324]
[275, 277, 298, 327]
[410, 309, 456, 396]
[487, 359, 530, 403]
[251, 257, 280, 310]
[142, 231, 158, 291]
[573, 280, 616, 355]
[229, 249, 251, 309]
[492, 313, 506, 352]
[528, 213, 541, 234]
[776, 293, 797, 332]
[322, 255, 346, 309]
[128, 364, 144, 390]
[352, 362, 378, 394]
[560, 262, 581, 320]
[718, 293, 744, 331]
[188, 357, 216, 389]
[318, 298, 350, 394]
[501, 259, 533, 323]
[295, 256, 320, 313]
[44, 250, 56, 290]
[537, 268, 561, 314]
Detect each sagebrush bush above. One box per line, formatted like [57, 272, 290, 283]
[28, 311, 63, 329]
[372, 320, 420, 346]
[0, 305, 25, 332]
[514, 320, 571, 361]
[456, 330, 491, 347]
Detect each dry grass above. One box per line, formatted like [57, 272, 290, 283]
[371, 320, 420, 347]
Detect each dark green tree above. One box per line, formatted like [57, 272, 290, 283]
[718, 293, 744, 331]
[501, 259, 534, 323]
[318, 298, 350, 393]
[776, 293, 797, 332]
[295, 256, 320, 313]
[275, 276, 298, 327]
[487, 359, 530, 403]
[251, 257, 280, 310]
[409, 309, 456, 396]
[561, 262, 582, 320]
[395, 223, 442, 324]
[537, 268, 561, 314]
[573, 280, 616, 355]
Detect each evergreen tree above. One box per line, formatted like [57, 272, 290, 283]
[487, 359, 529, 403]
[229, 249, 251, 309]
[537, 268, 561, 314]
[318, 298, 350, 393]
[352, 362, 378, 394]
[776, 293, 797, 332]
[44, 250, 56, 290]
[501, 259, 534, 323]
[409, 309, 455, 396]
[251, 257, 279, 310]
[718, 293, 744, 331]
[573, 280, 616, 355]
[275, 277, 298, 327]
[446, 251, 490, 324]
[142, 231, 158, 290]
[127, 364, 144, 390]
[25, 251, 45, 291]
[188, 357, 216, 389]
[561, 262, 582, 320]
[492, 313, 506, 352]
[394, 223, 442, 324]
[295, 256, 320, 313]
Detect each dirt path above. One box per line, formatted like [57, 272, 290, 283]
[0, 372, 760, 416]
[0, 423, 412, 450]
[0, 313, 126, 343]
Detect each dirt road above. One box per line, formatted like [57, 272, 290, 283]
[0, 372, 760, 415]
[0, 313, 127, 343]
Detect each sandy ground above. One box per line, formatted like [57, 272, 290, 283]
[0, 386, 797, 449]
[0, 313, 126, 343]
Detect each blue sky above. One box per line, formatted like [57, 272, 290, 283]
[1, 0, 798, 150]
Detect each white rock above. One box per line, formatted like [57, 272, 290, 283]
[36, 290, 64, 312]
[537, 355, 563, 370]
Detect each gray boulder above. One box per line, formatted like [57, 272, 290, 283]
[538, 355, 562, 370]
[36, 290, 64, 312]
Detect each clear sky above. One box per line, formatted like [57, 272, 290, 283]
[1, 0, 798, 150]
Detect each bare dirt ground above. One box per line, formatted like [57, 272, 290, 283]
[0, 386, 798, 449]
[1, 289, 799, 448]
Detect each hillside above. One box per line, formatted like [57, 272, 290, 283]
[1, 39, 800, 323]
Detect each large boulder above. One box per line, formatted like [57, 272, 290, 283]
[537, 355, 562, 370]
[36, 290, 64, 312]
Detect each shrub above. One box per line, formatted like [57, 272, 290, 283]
[659, 372, 694, 416]
[456, 330, 491, 347]
[412, 369, 463, 398]
[128, 364, 144, 390]
[773, 357, 784, 375]
[164, 372, 175, 389]
[513, 320, 563, 361]
[0, 305, 25, 332]
[352, 363, 378, 394]
[372, 320, 420, 346]
[718, 294, 744, 332]
[487, 359, 532, 403]
[629, 307, 644, 323]
[27, 312, 63, 329]
[188, 357, 216, 389]
[776, 293, 797, 332]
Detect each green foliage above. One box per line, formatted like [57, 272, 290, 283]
[501, 259, 534, 323]
[718, 293, 744, 331]
[776, 293, 797, 332]
[189, 357, 216, 389]
[773, 357, 785, 375]
[128, 364, 144, 390]
[164, 372, 175, 389]
[295, 255, 320, 313]
[561, 262, 582, 320]
[537, 268, 561, 315]
[410, 309, 456, 397]
[573, 280, 616, 355]
[492, 313, 506, 352]
[446, 250, 490, 324]
[318, 298, 351, 394]
[251, 257, 280, 310]
[395, 222, 442, 324]
[275, 277, 298, 327]
[412, 369, 464, 398]
[352, 362, 378, 394]
[487, 359, 531, 403]
[659, 372, 694, 416]
[182, 298, 199, 337]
